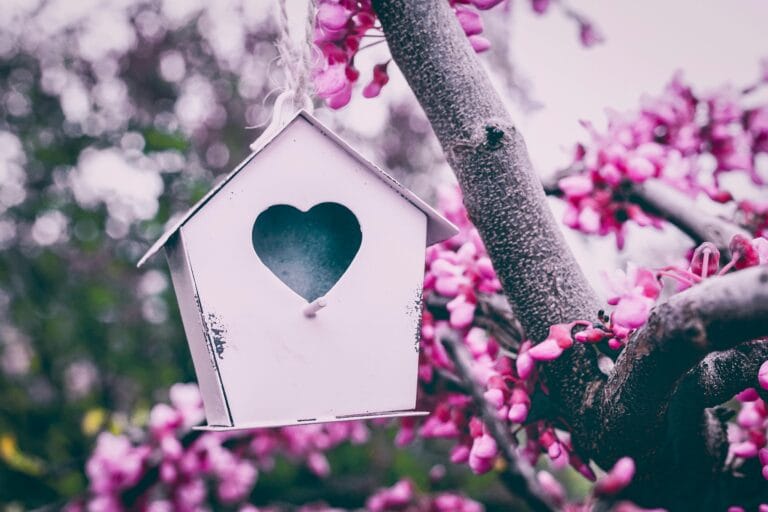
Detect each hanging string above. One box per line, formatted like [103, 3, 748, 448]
[275, 0, 316, 110]
[251, 0, 316, 150]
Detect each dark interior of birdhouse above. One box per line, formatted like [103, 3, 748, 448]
[251, 202, 362, 302]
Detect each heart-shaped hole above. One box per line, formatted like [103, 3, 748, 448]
[251, 202, 362, 302]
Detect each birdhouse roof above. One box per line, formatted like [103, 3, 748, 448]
[137, 110, 458, 267]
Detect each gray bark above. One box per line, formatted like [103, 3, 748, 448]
[371, 0, 605, 456]
[371, 0, 768, 508]
[597, 266, 768, 464]
[632, 180, 750, 254]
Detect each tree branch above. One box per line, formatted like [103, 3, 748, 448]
[372, 0, 604, 453]
[544, 171, 749, 254]
[631, 180, 750, 254]
[440, 332, 557, 512]
[681, 339, 768, 409]
[370, 0, 768, 506]
[596, 266, 768, 465]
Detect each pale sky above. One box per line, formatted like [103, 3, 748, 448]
[337, 0, 768, 178]
[510, 0, 768, 176]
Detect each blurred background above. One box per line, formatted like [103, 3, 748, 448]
[0, 0, 766, 509]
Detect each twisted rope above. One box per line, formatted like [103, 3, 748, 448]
[275, 0, 316, 111]
[251, 0, 316, 149]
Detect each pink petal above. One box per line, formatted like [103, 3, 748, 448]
[314, 64, 347, 99]
[613, 295, 652, 329]
[455, 6, 484, 36]
[483, 388, 505, 409]
[316, 3, 349, 31]
[559, 174, 594, 197]
[326, 80, 352, 109]
[470, 0, 505, 9]
[732, 441, 759, 458]
[516, 349, 534, 379]
[507, 403, 529, 423]
[527, 338, 564, 361]
[449, 301, 476, 329]
[578, 205, 601, 233]
[625, 156, 655, 182]
[471, 434, 498, 459]
[468, 35, 491, 53]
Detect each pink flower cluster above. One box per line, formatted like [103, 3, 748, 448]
[312, 0, 599, 108]
[728, 388, 768, 480]
[77, 384, 368, 511]
[84, 433, 151, 511]
[558, 72, 768, 247]
[738, 198, 768, 239]
[398, 186, 597, 482]
[366, 479, 482, 512]
[523, 234, 767, 368]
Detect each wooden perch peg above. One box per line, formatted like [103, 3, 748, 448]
[303, 297, 327, 318]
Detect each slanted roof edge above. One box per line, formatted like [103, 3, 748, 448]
[137, 110, 458, 268]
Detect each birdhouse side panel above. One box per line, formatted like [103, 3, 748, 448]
[165, 233, 232, 426]
[181, 119, 428, 425]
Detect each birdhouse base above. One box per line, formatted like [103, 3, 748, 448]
[194, 409, 429, 431]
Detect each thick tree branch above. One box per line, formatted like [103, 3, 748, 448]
[681, 339, 768, 409]
[372, 0, 604, 453]
[441, 332, 557, 512]
[596, 266, 768, 465]
[371, 0, 768, 507]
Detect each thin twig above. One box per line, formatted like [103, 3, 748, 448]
[440, 331, 557, 512]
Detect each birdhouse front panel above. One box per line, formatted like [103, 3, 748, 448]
[179, 117, 428, 427]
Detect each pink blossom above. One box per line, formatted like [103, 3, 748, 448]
[217, 461, 258, 503]
[149, 403, 182, 438]
[516, 342, 534, 379]
[595, 457, 636, 496]
[577, 205, 601, 233]
[613, 295, 654, 330]
[306, 452, 330, 477]
[468, 434, 498, 474]
[470, 0, 505, 10]
[527, 338, 564, 361]
[313, 63, 347, 99]
[366, 480, 414, 511]
[537, 470, 566, 504]
[689, 242, 720, 278]
[759, 360, 768, 390]
[86, 433, 149, 495]
[169, 383, 205, 427]
[626, 155, 656, 182]
[604, 263, 661, 330]
[730, 234, 762, 269]
[455, 7, 484, 36]
[507, 402, 529, 423]
[468, 35, 491, 53]
[450, 444, 471, 464]
[326, 80, 353, 109]
[362, 62, 390, 99]
[579, 21, 603, 47]
[483, 388, 505, 409]
[531, 0, 551, 14]
[447, 295, 476, 329]
[559, 174, 594, 197]
[316, 3, 349, 31]
[732, 440, 759, 458]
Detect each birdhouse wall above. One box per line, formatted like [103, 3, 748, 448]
[164, 233, 231, 426]
[179, 118, 428, 427]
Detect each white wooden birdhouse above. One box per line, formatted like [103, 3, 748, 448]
[138, 110, 457, 430]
